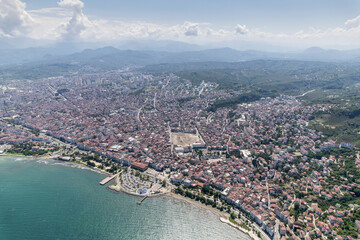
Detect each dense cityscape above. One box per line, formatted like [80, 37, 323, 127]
[1, 0, 360, 239]
[0, 70, 359, 240]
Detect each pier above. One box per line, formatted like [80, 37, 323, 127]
[99, 174, 117, 185]
[137, 196, 148, 205]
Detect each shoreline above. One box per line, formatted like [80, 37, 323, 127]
[0, 153, 45, 158]
[110, 184, 259, 240]
[107, 173, 259, 240]
[165, 192, 260, 240]
[71, 160, 112, 176]
[1, 154, 259, 240]
[0, 153, 111, 176]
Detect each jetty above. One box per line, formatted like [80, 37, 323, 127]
[137, 196, 148, 205]
[99, 174, 117, 185]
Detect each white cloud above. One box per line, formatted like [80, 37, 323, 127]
[80, 20, 167, 41]
[0, 0, 33, 36]
[207, 28, 230, 37]
[345, 15, 360, 29]
[182, 21, 199, 36]
[235, 24, 249, 35]
[1, 0, 359, 49]
[28, 7, 71, 18]
[57, 0, 92, 40]
[58, 0, 84, 9]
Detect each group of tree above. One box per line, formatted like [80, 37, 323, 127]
[7, 143, 57, 156]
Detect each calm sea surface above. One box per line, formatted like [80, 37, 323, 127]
[0, 156, 250, 240]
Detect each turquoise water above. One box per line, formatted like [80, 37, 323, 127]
[0, 156, 249, 240]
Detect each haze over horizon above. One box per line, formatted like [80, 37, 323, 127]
[1, 0, 360, 51]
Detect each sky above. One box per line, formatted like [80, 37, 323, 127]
[0, 0, 360, 50]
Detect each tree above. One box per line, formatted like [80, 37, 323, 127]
[109, 165, 118, 173]
[87, 161, 95, 167]
[194, 149, 203, 160]
[252, 159, 258, 167]
[175, 187, 184, 195]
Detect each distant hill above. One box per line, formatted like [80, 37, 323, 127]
[2, 45, 360, 67]
[298, 47, 360, 61]
[0, 40, 203, 66]
[117, 40, 204, 52]
[1, 45, 360, 81]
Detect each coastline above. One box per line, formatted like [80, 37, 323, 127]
[0, 157, 253, 240]
[106, 171, 260, 240]
[107, 173, 259, 240]
[110, 183, 259, 240]
[0, 153, 43, 158]
[165, 192, 260, 240]
[1, 154, 259, 240]
[71, 160, 112, 176]
[0, 153, 111, 176]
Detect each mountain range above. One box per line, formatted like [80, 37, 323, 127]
[1, 40, 360, 67]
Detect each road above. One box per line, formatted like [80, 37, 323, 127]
[234, 208, 272, 240]
[206, 113, 213, 124]
[153, 92, 157, 110]
[266, 179, 270, 208]
[273, 219, 280, 240]
[168, 123, 173, 155]
[137, 107, 142, 121]
[295, 89, 315, 98]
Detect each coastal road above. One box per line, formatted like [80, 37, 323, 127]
[252, 222, 271, 240]
[235, 210, 271, 240]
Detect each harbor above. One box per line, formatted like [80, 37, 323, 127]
[99, 174, 117, 185]
[105, 167, 171, 203]
[0, 156, 247, 240]
[137, 196, 148, 205]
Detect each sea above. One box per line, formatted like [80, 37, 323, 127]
[0, 156, 250, 240]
